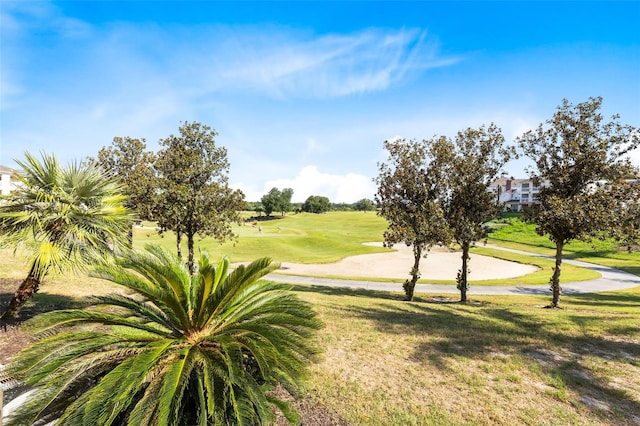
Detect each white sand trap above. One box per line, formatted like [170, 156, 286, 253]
[279, 242, 539, 280]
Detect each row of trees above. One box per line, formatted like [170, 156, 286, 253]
[259, 187, 293, 216]
[252, 191, 374, 216]
[0, 124, 322, 424]
[95, 122, 244, 274]
[376, 97, 639, 307]
[376, 124, 513, 302]
[0, 121, 245, 319]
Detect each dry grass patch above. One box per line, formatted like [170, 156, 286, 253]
[293, 286, 640, 425]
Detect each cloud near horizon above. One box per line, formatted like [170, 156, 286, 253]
[235, 166, 376, 204]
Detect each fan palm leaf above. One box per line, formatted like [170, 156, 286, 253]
[0, 152, 133, 320]
[1, 245, 322, 425]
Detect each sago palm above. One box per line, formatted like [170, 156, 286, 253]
[0, 152, 132, 320]
[1, 245, 323, 425]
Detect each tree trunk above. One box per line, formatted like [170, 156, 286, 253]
[176, 229, 182, 260]
[0, 263, 43, 321]
[550, 240, 564, 308]
[187, 231, 195, 275]
[459, 242, 470, 303]
[403, 245, 423, 301]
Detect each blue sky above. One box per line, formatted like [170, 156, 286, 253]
[1, 1, 639, 202]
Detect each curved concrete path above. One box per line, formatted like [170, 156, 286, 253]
[266, 245, 640, 295]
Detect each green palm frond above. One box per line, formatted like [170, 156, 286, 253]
[0, 152, 133, 278]
[3, 245, 322, 425]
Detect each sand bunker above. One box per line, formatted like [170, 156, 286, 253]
[278, 243, 538, 280]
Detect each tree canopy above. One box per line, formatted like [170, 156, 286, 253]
[517, 97, 640, 307]
[442, 124, 515, 302]
[261, 187, 293, 216]
[154, 121, 245, 274]
[95, 136, 157, 222]
[302, 195, 331, 213]
[375, 137, 452, 301]
[353, 198, 375, 213]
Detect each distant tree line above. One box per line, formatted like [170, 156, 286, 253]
[247, 195, 375, 217]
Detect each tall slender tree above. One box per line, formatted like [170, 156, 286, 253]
[155, 122, 245, 274]
[0, 153, 132, 320]
[518, 97, 640, 307]
[375, 137, 452, 301]
[442, 124, 515, 302]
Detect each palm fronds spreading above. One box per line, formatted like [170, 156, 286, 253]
[0, 152, 132, 276]
[1, 246, 323, 425]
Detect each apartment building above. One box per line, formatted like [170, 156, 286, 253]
[489, 177, 540, 212]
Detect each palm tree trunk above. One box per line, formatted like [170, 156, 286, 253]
[550, 241, 564, 308]
[403, 245, 423, 301]
[459, 242, 470, 303]
[1, 262, 43, 321]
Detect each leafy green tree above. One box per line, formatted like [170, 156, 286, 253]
[1, 245, 322, 425]
[261, 187, 293, 217]
[279, 188, 294, 215]
[442, 124, 515, 302]
[155, 121, 245, 274]
[618, 183, 640, 250]
[375, 137, 452, 301]
[0, 153, 132, 320]
[261, 189, 277, 216]
[94, 137, 157, 245]
[517, 97, 640, 308]
[353, 198, 374, 213]
[302, 195, 331, 213]
[95, 136, 157, 221]
[254, 202, 264, 217]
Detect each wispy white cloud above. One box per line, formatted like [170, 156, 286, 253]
[0, 1, 92, 37]
[212, 27, 460, 98]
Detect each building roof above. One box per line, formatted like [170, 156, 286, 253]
[0, 165, 18, 175]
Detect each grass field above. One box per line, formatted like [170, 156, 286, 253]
[133, 212, 390, 263]
[298, 286, 640, 425]
[133, 212, 603, 285]
[2, 212, 639, 425]
[488, 218, 640, 277]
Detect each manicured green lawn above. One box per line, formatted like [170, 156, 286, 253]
[467, 247, 600, 286]
[133, 212, 390, 264]
[133, 212, 604, 285]
[488, 218, 640, 277]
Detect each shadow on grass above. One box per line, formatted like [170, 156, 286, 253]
[564, 291, 640, 310]
[291, 284, 406, 301]
[0, 287, 90, 325]
[297, 283, 640, 423]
